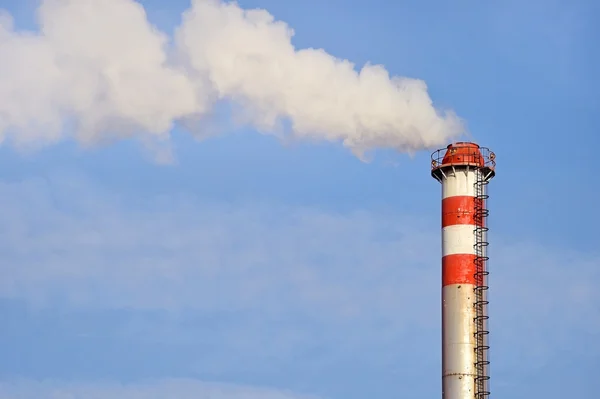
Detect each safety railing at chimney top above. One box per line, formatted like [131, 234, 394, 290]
[430, 147, 496, 171]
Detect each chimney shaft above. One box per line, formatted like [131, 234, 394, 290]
[431, 142, 496, 399]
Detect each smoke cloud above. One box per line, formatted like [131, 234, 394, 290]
[0, 0, 464, 158]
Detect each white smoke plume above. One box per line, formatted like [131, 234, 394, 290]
[0, 0, 465, 159]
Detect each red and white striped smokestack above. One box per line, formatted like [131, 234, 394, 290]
[431, 142, 496, 399]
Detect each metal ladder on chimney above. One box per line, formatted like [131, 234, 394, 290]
[473, 168, 491, 399]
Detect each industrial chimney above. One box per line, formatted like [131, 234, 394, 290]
[431, 142, 496, 399]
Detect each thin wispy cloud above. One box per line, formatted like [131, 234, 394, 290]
[0, 174, 437, 318]
[0, 174, 597, 369]
[0, 379, 322, 399]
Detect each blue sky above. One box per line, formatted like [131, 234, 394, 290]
[0, 0, 599, 398]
